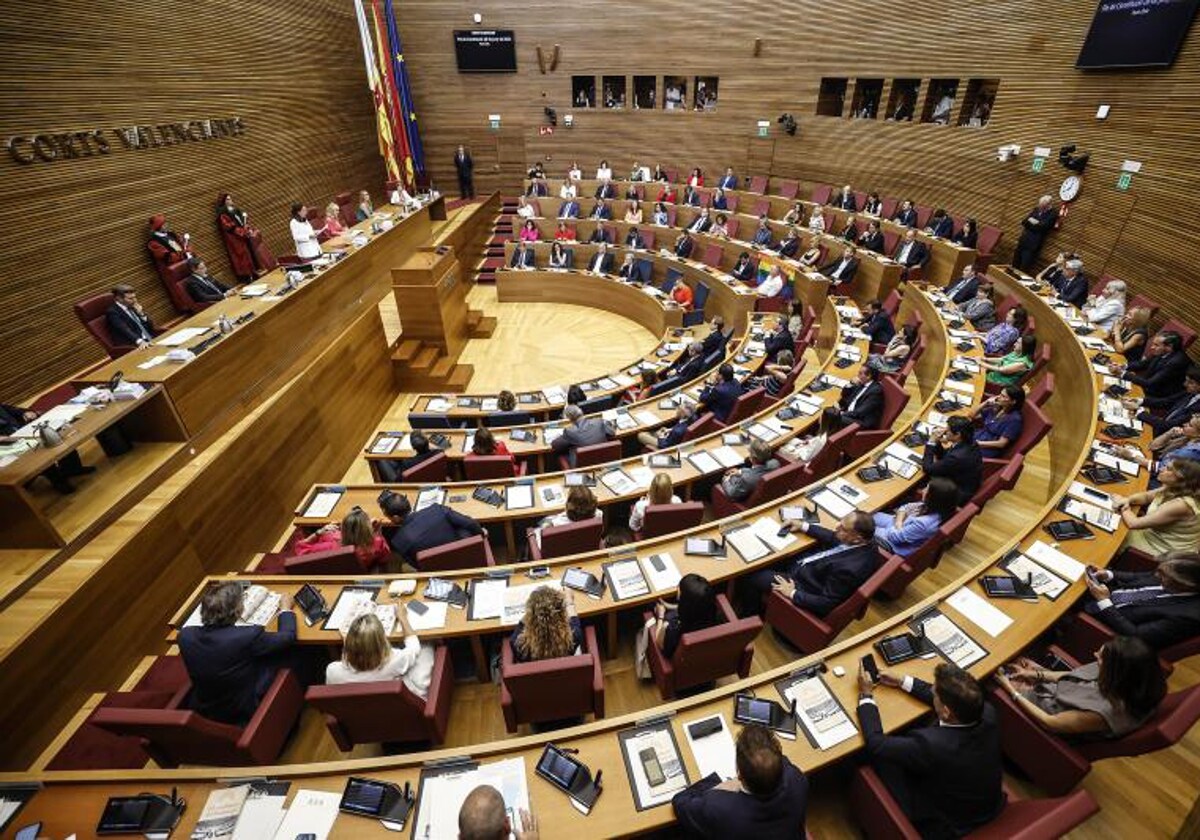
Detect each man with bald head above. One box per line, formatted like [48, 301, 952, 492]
[458, 784, 538, 840]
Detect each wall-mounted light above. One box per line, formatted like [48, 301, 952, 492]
[563, 114, 574, 128]
[473, 13, 482, 23]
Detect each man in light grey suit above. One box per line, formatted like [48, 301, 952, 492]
[551, 404, 614, 467]
[720, 440, 779, 502]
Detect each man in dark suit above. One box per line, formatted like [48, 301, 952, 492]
[378, 489, 486, 569]
[1083, 552, 1200, 650]
[558, 198, 581, 219]
[717, 168, 738, 190]
[892, 229, 928, 277]
[1055, 259, 1088, 308]
[732, 252, 756, 282]
[1120, 332, 1189, 400]
[700, 316, 727, 356]
[763, 316, 794, 362]
[856, 662, 1004, 838]
[821, 246, 860, 284]
[617, 254, 640, 282]
[179, 582, 298, 726]
[1137, 367, 1200, 434]
[922, 415, 983, 505]
[1, 402, 95, 494]
[589, 200, 611, 220]
[688, 209, 713, 234]
[858, 300, 896, 346]
[667, 341, 707, 382]
[509, 242, 535, 270]
[454, 145, 474, 199]
[625, 227, 645, 249]
[587, 226, 611, 245]
[105, 284, 157, 347]
[745, 512, 879, 615]
[527, 179, 548, 197]
[774, 227, 801, 258]
[698, 363, 742, 422]
[638, 402, 696, 450]
[926, 209, 954, 239]
[832, 184, 857, 211]
[1012, 195, 1058, 270]
[550, 403, 613, 466]
[752, 218, 773, 247]
[184, 258, 232, 304]
[586, 243, 614, 274]
[857, 221, 885, 254]
[378, 430, 440, 482]
[944, 265, 981, 305]
[683, 185, 702, 206]
[720, 439, 779, 502]
[825, 367, 884, 430]
[675, 232, 696, 259]
[893, 199, 918, 228]
[673, 724, 808, 838]
[594, 181, 615, 200]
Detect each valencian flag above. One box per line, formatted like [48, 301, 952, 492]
[382, 0, 426, 186]
[354, 0, 400, 183]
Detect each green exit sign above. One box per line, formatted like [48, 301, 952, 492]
[1116, 172, 1132, 191]
[1031, 157, 1045, 173]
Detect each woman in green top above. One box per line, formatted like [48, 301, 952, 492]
[983, 334, 1035, 386]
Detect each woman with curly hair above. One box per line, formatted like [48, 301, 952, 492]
[1113, 457, 1200, 555]
[510, 586, 581, 662]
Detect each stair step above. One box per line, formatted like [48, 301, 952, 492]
[467, 309, 482, 328]
[392, 338, 423, 363]
[410, 346, 439, 372]
[473, 316, 497, 337]
[429, 356, 456, 379]
[447, 364, 474, 388]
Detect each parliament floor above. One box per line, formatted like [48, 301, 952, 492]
[292, 281, 1200, 839]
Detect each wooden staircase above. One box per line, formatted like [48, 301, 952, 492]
[475, 197, 518, 284]
[391, 307, 494, 392]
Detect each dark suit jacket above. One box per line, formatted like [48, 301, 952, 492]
[676, 237, 695, 259]
[105, 302, 155, 345]
[672, 352, 706, 383]
[510, 248, 535, 268]
[775, 236, 800, 258]
[550, 416, 612, 466]
[1126, 350, 1189, 399]
[832, 191, 858, 211]
[862, 311, 896, 345]
[1058, 274, 1089, 308]
[454, 153, 473, 178]
[594, 183, 615, 200]
[1086, 570, 1200, 650]
[185, 273, 230, 303]
[179, 611, 297, 726]
[928, 216, 954, 238]
[587, 252, 614, 274]
[657, 416, 692, 448]
[787, 525, 880, 615]
[945, 274, 980, 305]
[689, 216, 713, 234]
[858, 679, 1004, 839]
[387, 504, 482, 568]
[821, 256, 859, 282]
[893, 239, 928, 268]
[559, 201, 581, 219]
[894, 208, 918, 227]
[588, 228, 611, 245]
[859, 230, 885, 254]
[1142, 391, 1200, 435]
[590, 204, 612, 220]
[625, 231, 644, 248]
[0, 404, 29, 436]
[718, 175, 738, 190]
[1019, 204, 1058, 246]
[839, 380, 884, 429]
[922, 440, 983, 504]
[732, 259, 756, 282]
[752, 227, 773, 246]
[673, 765, 808, 839]
[699, 379, 742, 422]
[763, 326, 794, 362]
[701, 329, 725, 356]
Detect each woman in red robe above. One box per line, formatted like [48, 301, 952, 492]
[216, 193, 277, 281]
[146, 214, 193, 267]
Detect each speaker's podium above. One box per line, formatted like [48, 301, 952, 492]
[390, 245, 479, 391]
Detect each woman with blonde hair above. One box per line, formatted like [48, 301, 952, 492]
[1113, 457, 1200, 555]
[629, 473, 682, 532]
[1112, 307, 1151, 363]
[294, 505, 389, 572]
[325, 611, 436, 697]
[354, 190, 374, 222]
[321, 202, 345, 237]
[510, 586, 581, 662]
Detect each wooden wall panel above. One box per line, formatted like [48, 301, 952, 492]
[392, 0, 1200, 335]
[0, 0, 387, 401]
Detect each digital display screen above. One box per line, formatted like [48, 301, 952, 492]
[736, 695, 775, 724]
[341, 779, 387, 816]
[1077, 0, 1200, 68]
[537, 749, 580, 789]
[454, 30, 518, 73]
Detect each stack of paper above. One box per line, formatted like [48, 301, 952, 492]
[1026, 541, 1086, 580]
[270, 790, 339, 840]
[302, 490, 342, 518]
[641, 553, 682, 591]
[947, 587, 1012, 637]
[406, 599, 448, 631]
[607, 558, 651, 600]
[711, 445, 745, 468]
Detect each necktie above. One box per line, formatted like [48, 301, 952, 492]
[796, 543, 851, 568]
[1111, 586, 1165, 607]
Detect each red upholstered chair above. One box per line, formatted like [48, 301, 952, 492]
[695, 189, 712, 208]
[402, 451, 450, 482]
[28, 383, 79, 413]
[750, 175, 768, 194]
[756, 296, 787, 314]
[305, 645, 454, 749]
[879, 503, 980, 599]
[851, 767, 1100, 840]
[951, 215, 967, 237]
[989, 681, 1200, 796]
[711, 458, 807, 518]
[765, 553, 905, 653]
[681, 411, 719, 442]
[798, 423, 858, 485]
[156, 259, 203, 315]
[1129, 294, 1160, 317]
[751, 198, 772, 217]
[880, 197, 899, 219]
[914, 205, 933, 229]
[1028, 372, 1054, 407]
[644, 594, 761, 699]
[1160, 318, 1198, 350]
[810, 184, 833, 205]
[558, 439, 621, 471]
[777, 180, 799, 199]
[75, 293, 137, 359]
[984, 342, 1051, 395]
[528, 518, 604, 561]
[336, 191, 357, 227]
[91, 669, 304, 767]
[500, 624, 604, 732]
[665, 167, 679, 183]
[882, 230, 900, 257]
[981, 401, 1051, 480]
[882, 289, 902, 318]
[640, 229, 657, 250]
[770, 358, 808, 401]
[723, 195, 740, 213]
[1055, 609, 1200, 672]
[416, 534, 495, 572]
[666, 206, 678, 227]
[852, 191, 868, 212]
[971, 454, 1024, 510]
[638, 502, 706, 540]
[702, 243, 723, 268]
[724, 218, 740, 240]
[721, 387, 765, 426]
[464, 455, 527, 479]
[269, 546, 363, 575]
[974, 225, 1003, 268]
[844, 376, 910, 459]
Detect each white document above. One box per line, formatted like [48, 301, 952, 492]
[752, 516, 798, 552]
[1092, 447, 1139, 476]
[543, 427, 565, 445]
[598, 377, 619, 390]
[481, 397, 499, 411]
[324, 589, 377, 633]
[190, 785, 249, 840]
[302, 491, 341, 518]
[138, 355, 170, 369]
[601, 469, 639, 496]
[711, 445, 745, 468]
[687, 450, 723, 473]
[230, 786, 288, 840]
[1061, 498, 1118, 532]
[1068, 481, 1113, 510]
[919, 613, 987, 668]
[634, 409, 660, 426]
[414, 758, 530, 840]
[406, 599, 448, 631]
[810, 487, 855, 519]
[783, 677, 858, 750]
[948, 587, 1012, 637]
[506, 484, 534, 511]
[542, 386, 567, 405]
[539, 482, 565, 508]
[622, 727, 689, 808]
[683, 714, 738, 780]
[607, 558, 650, 599]
[9, 403, 91, 437]
[270, 790, 339, 840]
[370, 434, 406, 455]
[426, 397, 451, 412]
[1004, 553, 1069, 599]
[827, 477, 869, 506]
[726, 527, 771, 562]
[462, 432, 476, 453]
[641, 552, 682, 591]
[1026, 540, 1086, 581]
[629, 465, 655, 489]
[415, 486, 445, 511]
[952, 357, 980, 373]
[158, 327, 211, 347]
[945, 378, 975, 395]
[470, 578, 508, 620]
[746, 422, 779, 442]
[240, 283, 269, 296]
[792, 393, 825, 414]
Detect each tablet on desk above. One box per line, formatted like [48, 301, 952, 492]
[685, 537, 726, 557]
